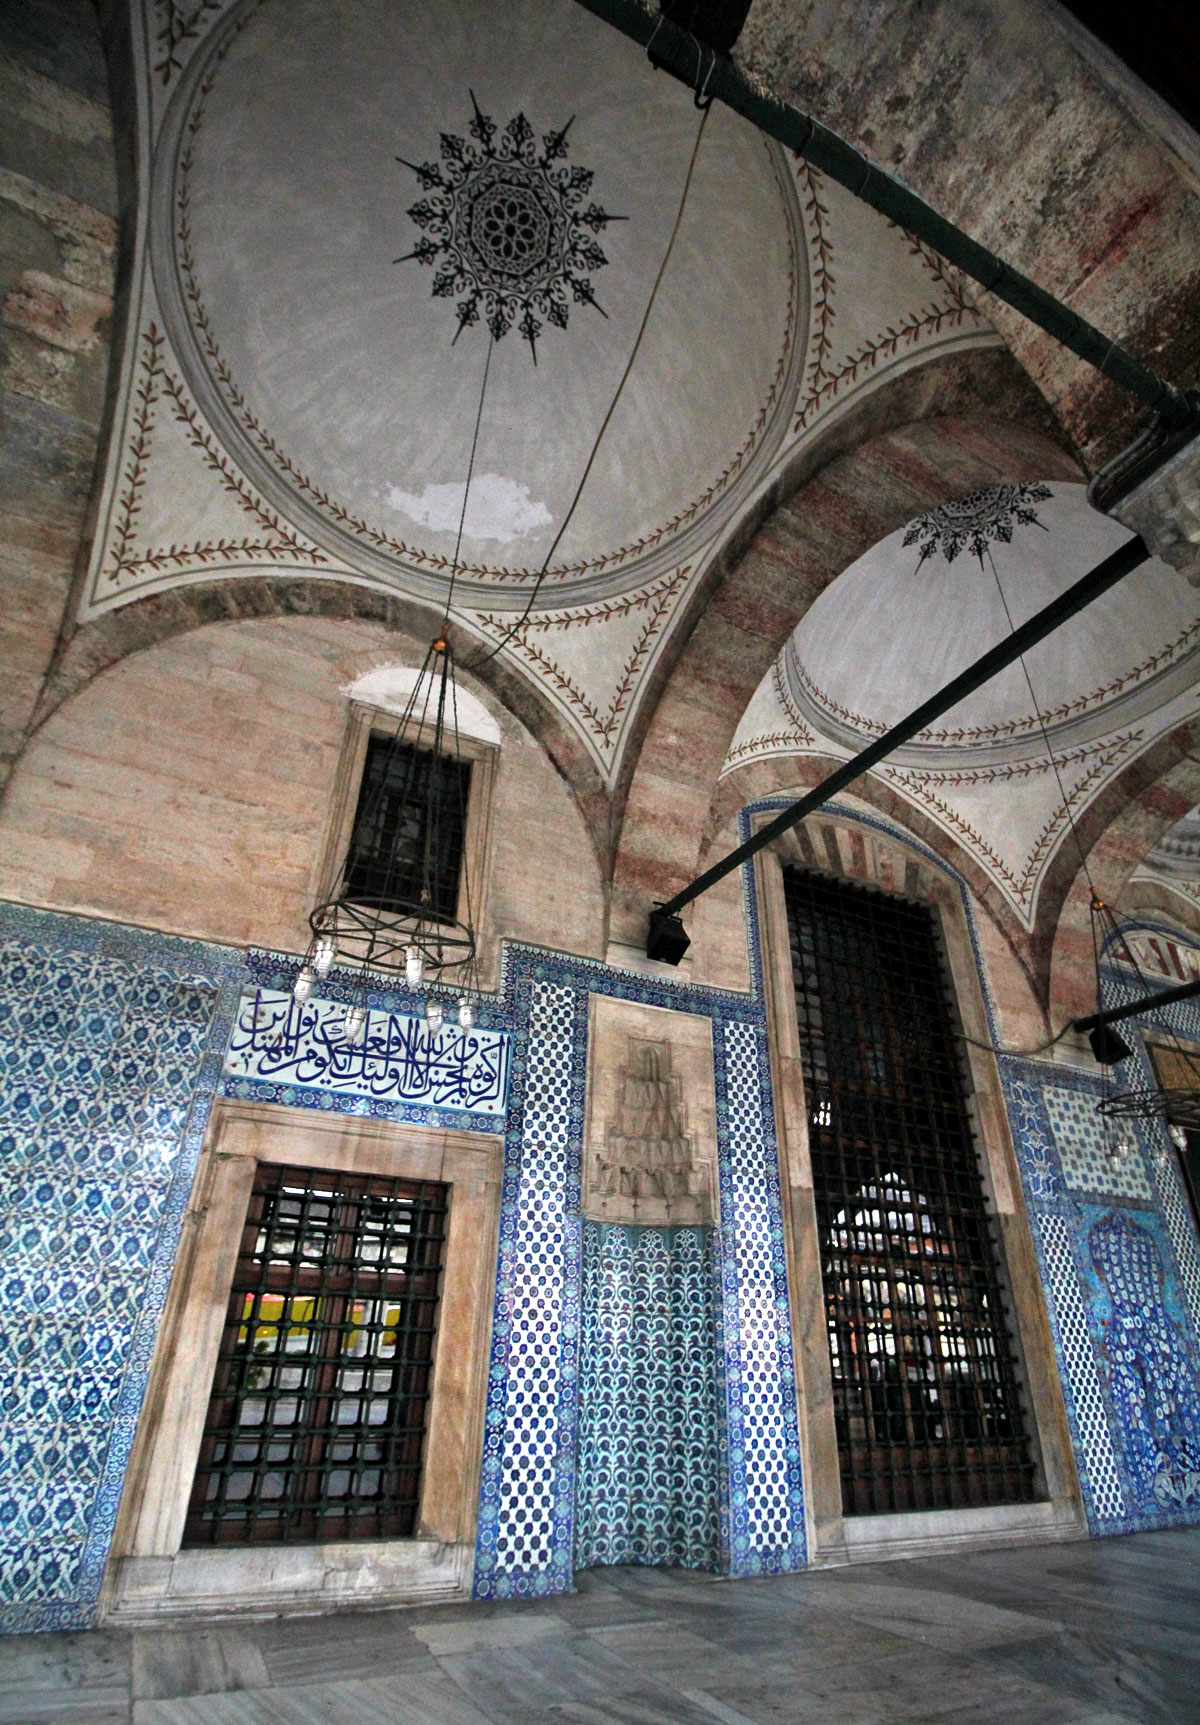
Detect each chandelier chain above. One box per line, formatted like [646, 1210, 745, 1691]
[464, 102, 711, 673]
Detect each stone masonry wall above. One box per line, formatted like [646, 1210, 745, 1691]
[0, 0, 118, 785]
[0, 614, 609, 965]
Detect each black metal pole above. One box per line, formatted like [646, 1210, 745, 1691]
[571, 0, 1193, 430]
[652, 534, 1150, 940]
[1074, 977, 1200, 1034]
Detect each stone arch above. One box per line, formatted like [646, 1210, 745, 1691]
[1117, 879, 1200, 943]
[16, 573, 613, 870]
[1044, 721, 1200, 1021]
[736, 0, 1200, 465]
[608, 411, 1081, 949]
[0, 608, 609, 960]
[709, 751, 1047, 1021]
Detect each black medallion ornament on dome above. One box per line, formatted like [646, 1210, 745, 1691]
[395, 93, 625, 360]
[903, 481, 1053, 566]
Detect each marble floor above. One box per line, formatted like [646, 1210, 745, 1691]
[2, 1528, 1199, 1724]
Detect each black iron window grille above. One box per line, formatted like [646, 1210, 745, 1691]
[343, 735, 471, 923]
[783, 868, 1036, 1516]
[183, 1163, 448, 1547]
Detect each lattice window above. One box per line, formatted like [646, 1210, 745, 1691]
[783, 868, 1036, 1517]
[343, 735, 471, 921]
[183, 1163, 448, 1547]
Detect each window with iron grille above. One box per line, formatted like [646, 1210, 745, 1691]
[783, 868, 1036, 1517]
[183, 1163, 448, 1547]
[343, 735, 471, 921]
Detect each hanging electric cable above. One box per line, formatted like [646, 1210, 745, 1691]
[293, 337, 496, 1039]
[463, 103, 710, 673]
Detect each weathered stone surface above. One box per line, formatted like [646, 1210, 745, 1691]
[0, 613, 607, 961]
[0, 0, 113, 103]
[0, 2, 118, 787]
[0, 51, 117, 214]
[736, 0, 1200, 464]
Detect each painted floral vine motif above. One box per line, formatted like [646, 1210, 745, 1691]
[172, 33, 797, 586]
[791, 163, 983, 438]
[789, 616, 1200, 750]
[884, 730, 1142, 910]
[154, 0, 224, 85]
[722, 661, 815, 772]
[903, 481, 1053, 566]
[724, 729, 814, 771]
[102, 324, 325, 589]
[471, 567, 690, 751]
[772, 657, 815, 743]
[397, 96, 622, 360]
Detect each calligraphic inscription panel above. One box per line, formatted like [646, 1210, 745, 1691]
[223, 989, 511, 1116]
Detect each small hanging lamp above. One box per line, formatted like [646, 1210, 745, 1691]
[1087, 893, 1200, 1136]
[294, 632, 480, 1038]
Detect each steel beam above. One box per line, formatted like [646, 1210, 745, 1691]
[1074, 977, 1200, 1034]
[571, 0, 1193, 430]
[652, 534, 1150, 936]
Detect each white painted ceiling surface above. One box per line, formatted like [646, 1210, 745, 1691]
[155, 0, 799, 599]
[781, 486, 1199, 766]
[82, 0, 1000, 782]
[726, 486, 1200, 926]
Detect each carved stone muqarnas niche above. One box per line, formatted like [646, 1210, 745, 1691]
[589, 1037, 713, 1226]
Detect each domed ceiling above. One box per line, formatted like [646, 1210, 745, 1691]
[82, 0, 1002, 780]
[1130, 805, 1200, 920]
[726, 484, 1200, 925]
[782, 484, 1199, 765]
[151, 0, 801, 601]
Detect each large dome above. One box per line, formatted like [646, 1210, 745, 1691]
[152, 0, 804, 604]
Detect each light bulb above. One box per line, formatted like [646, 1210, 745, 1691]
[293, 967, 315, 1003]
[312, 935, 336, 978]
[1107, 1126, 1134, 1167]
[458, 997, 474, 1029]
[405, 946, 424, 989]
[341, 1003, 367, 1045]
[426, 999, 444, 1032]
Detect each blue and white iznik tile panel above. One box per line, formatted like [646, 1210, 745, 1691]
[0, 902, 243, 1634]
[1003, 941, 1200, 1536]
[575, 1223, 722, 1572]
[473, 952, 807, 1597]
[0, 905, 806, 1628]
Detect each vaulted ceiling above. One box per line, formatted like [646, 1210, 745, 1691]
[15, 0, 1200, 970]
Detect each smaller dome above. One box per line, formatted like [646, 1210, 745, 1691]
[784, 483, 1199, 766]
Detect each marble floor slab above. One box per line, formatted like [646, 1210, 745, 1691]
[1, 1527, 1199, 1724]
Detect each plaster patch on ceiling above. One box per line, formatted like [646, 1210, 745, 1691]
[89, 0, 1021, 797]
[386, 475, 552, 544]
[152, 0, 803, 595]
